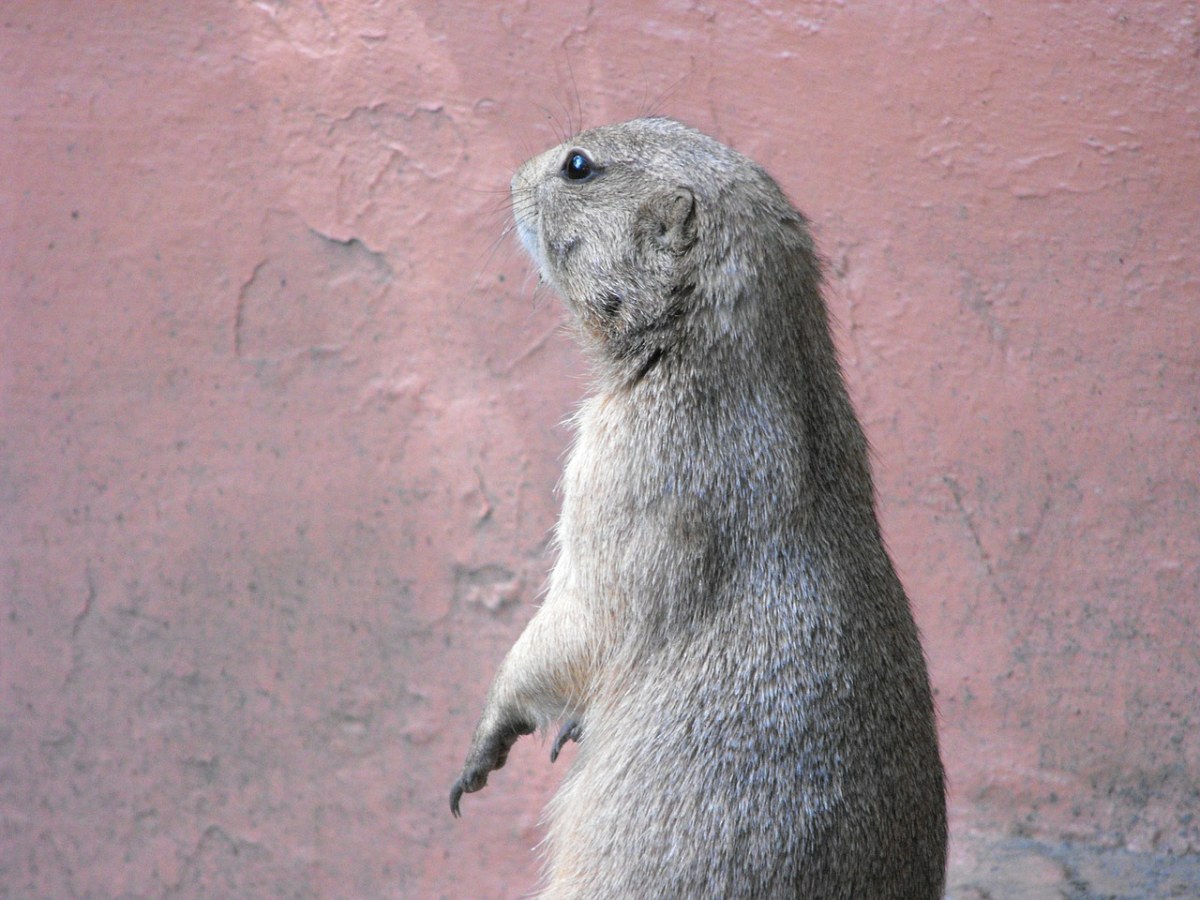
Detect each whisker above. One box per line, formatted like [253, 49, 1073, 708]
[565, 55, 584, 138]
[646, 66, 694, 119]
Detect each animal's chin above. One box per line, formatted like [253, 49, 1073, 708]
[515, 217, 543, 267]
[513, 220, 564, 293]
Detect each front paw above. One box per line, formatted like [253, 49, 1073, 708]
[449, 716, 534, 818]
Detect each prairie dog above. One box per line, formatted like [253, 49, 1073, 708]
[451, 117, 947, 899]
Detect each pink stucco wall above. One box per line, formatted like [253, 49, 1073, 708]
[3, 3, 1197, 897]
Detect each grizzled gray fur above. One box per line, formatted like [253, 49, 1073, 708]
[451, 117, 947, 899]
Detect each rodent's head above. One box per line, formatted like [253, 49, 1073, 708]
[511, 117, 803, 378]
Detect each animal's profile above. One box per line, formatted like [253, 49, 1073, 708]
[451, 117, 947, 899]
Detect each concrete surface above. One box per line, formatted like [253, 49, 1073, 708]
[947, 831, 1200, 899]
[2, 2, 1197, 897]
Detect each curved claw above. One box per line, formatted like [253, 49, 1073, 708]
[550, 719, 582, 763]
[449, 763, 493, 818]
[450, 776, 474, 818]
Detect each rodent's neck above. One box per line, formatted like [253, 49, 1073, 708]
[588, 271, 879, 526]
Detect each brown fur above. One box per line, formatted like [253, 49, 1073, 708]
[451, 117, 947, 898]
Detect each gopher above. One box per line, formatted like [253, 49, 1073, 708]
[450, 117, 947, 899]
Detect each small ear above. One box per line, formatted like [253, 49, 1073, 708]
[639, 186, 696, 253]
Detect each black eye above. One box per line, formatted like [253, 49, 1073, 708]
[562, 151, 595, 181]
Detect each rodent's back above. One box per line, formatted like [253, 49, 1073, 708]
[543, 352, 945, 898]
[510, 118, 947, 897]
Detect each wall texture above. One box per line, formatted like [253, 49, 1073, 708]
[3, 2, 1197, 897]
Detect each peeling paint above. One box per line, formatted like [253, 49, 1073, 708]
[454, 564, 522, 614]
[234, 211, 392, 360]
